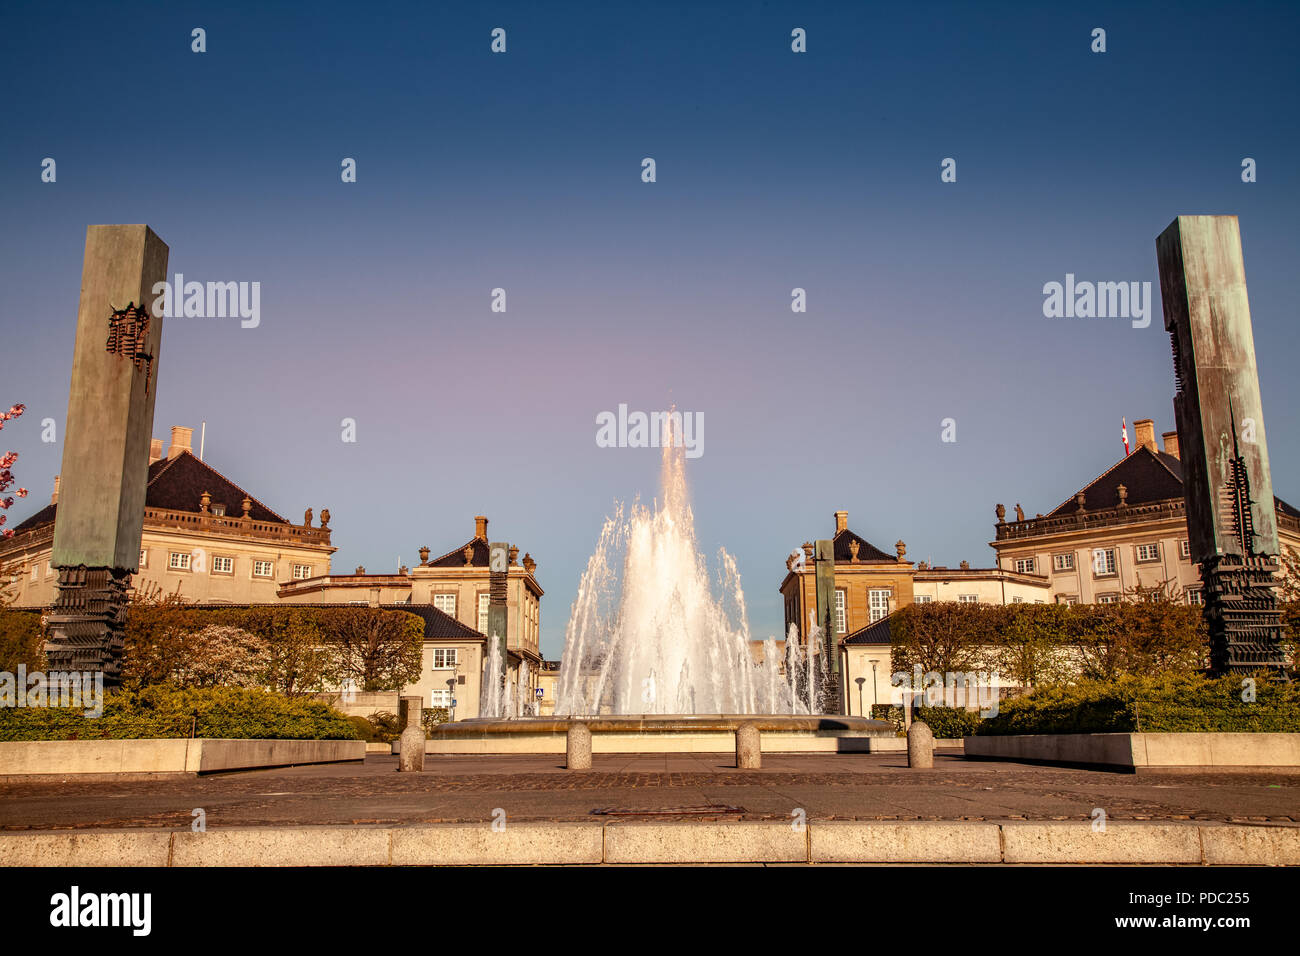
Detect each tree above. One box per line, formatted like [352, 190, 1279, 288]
[321, 608, 424, 691]
[167, 625, 271, 688]
[0, 402, 29, 543]
[889, 602, 997, 676]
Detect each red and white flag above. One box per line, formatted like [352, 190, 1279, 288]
[1121, 418, 1130, 456]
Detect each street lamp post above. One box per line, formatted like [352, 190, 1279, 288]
[870, 660, 878, 712]
[854, 677, 866, 716]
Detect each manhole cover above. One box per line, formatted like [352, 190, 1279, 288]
[590, 804, 745, 816]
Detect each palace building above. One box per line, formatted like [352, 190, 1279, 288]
[277, 515, 545, 716]
[0, 426, 335, 607]
[990, 418, 1300, 605]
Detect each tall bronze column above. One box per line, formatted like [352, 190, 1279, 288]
[45, 225, 169, 686]
[1156, 215, 1287, 676]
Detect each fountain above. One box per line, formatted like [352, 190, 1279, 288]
[431, 415, 892, 754]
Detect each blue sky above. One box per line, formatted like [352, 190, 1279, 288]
[3, 1, 1298, 657]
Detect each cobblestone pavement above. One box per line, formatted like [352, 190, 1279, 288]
[1, 752, 1297, 829]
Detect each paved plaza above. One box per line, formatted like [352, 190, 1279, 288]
[2, 751, 1297, 831]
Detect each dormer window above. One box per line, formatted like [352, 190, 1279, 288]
[211, 503, 226, 517]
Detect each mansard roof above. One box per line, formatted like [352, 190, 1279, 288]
[10, 449, 290, 534]
[426, 537, 490, 568]
[833, 528, 897, 563]
[1044, 444, 1299, 518]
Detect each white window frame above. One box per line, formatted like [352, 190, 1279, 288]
[958, 594, 979, 604]
[477, 593, 490, 635]
[211, 555, 234, 575]
[431, 648, 459, 669]
[430, 688, 452, 707]
[139, 549, 148, 568]
[834, 589, 846, 634]
[433, 593, 456, 616]
[1052, 552, 1074, 571]
[1187, 589, 1204, 606]
[1181, 539, 1191, 559]
[868, 589, 890, 623]
[913, 594, 933, 604]
[252, 560, 274, 578]
[168, 551, 191, 571]
[1135, 543, 1160, 563]
[292, 564, 312, 580]
[1014, 557, 1036, 574]
[1092, 548, 1117, 577]
[1097, 593, 1120, 604]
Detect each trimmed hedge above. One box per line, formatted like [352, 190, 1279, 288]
[0, 685, 360, 741]
[975, 674, 1300, 735]
[913, 706, 984, 739]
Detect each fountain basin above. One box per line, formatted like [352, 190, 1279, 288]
[422, 714, 896, 755]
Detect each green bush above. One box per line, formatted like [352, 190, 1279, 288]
[976, 674, 1300, 735]
[0, 684, 360, 741]
[913, 706, 983, 739]
[0, 609, 45, 673]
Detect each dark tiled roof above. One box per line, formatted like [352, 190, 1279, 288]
[11, 502, 55, 533]
[8, 450, 288, 534]
[1045, 444, 1299, 518]
[427, 537, 489, 568]
[145, 451, 286, 523]
[844, 613, 894, 645]
[379, 603, 485, 640]
[833, 528, 896, 563]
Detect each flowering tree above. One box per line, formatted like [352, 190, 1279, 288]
[0, 402, 29, 541]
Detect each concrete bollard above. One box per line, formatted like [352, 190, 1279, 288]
[907, 719, 934, 769]
[398, 695, 425, 772]
[566, 721, 592, 770]
[735, 721, 761, 770]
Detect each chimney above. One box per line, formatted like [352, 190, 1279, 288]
[1133, 419, 1156, 453]
[149, 438, 163, 464]
[1162, 430, 1180, 459]
[51, 474, 60, 505]
[475, 515, 489, 540]
[167, 426, 193, 460]
[834, 511, 848, 534]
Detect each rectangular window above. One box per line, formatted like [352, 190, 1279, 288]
[1056, 595, 1079, 606]
[212, 555, 233, 574]
[431, 648, 459, 669]
[868, 589, 890, 623]
[168, 552, 191, 571]
[139, 549, 148, 568]
[1014, 557, 1036, 574]
[1092, 548, 1117, 576]
[1187, 589, 1204, 606]
[252, 560, 274, 578]
[430, 688, 452, 707]
[30, 565, 37, 582]
[1135, 543, 1160, 563]
[1011, 596, 1024, 603]
[478, 593, 490, 635]
[958, 594, 979, 604]
[1181, 540, 1191, 559]
[1097, 593, 1120, 604]
[834, 589, 846, 634]
[913, 594, 933, 604]
[433, 593, 456, 615]
[211, 503, 226, 516]
[1052, 553, 1075, 571]
[292, 564, 312, 579]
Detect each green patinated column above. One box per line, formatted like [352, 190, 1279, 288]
[813, 538, 843, 712]
[488, 540, 510, 705]
[1156, 215, 1287, 676]
[45, 225, 169, 685]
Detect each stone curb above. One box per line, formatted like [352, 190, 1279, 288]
[1, 822, 1296, 866]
